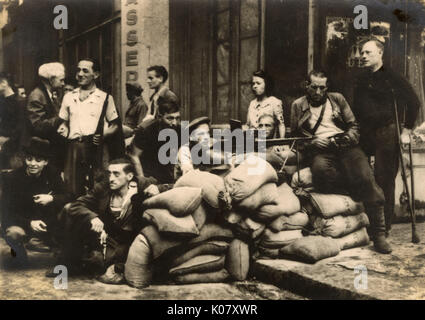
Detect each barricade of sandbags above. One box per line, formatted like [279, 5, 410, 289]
[303, 193, 370, 253]
[124, 220, 254, 287]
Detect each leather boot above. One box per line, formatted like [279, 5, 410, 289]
[365, 204, 392, 254]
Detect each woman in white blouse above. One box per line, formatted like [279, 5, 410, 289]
[246, 70, 285, 138]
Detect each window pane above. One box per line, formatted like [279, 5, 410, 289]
[217, 85, 230, 115]
[240, 83, 254, 122]
[217, 11, 230, 42]
[217, 43, 230, 86]
[239, 37, 259, 82]
[240, 0, 259, 37]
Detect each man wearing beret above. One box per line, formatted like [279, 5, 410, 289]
[175, 116, 230, 179]
[1, 137, 72, 264]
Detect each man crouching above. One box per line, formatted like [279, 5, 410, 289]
[1, 137, 72, 265]
[48, 158, 169, 280]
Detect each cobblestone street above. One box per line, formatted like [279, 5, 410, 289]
[0, 237, 305, 300]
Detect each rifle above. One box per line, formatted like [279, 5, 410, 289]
[392, 88, 420, 244]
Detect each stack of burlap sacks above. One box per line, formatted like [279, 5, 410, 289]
[124, 155, 373, 288]
[264, 167, 371, 263]
[124, 158, 256, 288]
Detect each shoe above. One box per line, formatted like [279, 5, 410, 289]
[9, 246, 29, 267]
[374, 233, 392, 254]
[365, 204, 392, 254]
[27, 238, 51, 253]
[97, 264, 125, 284]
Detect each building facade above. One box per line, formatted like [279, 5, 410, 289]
[1, 0, 424, 124]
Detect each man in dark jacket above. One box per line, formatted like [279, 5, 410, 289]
[1, 137, 72, 264]
[291, 70, 391, 254]
[27, 62, 67, 170]
[353, 39, 420, 236]
[52, 157, 171, 278]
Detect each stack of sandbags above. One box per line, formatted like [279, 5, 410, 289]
[221, 155, 307, 258]
[166, 238, 250, 284]
[125, 172, 253, 288]
[253, 183, 307, 258]
[303, 193, 371, 251]
[222, 155, 278, 243]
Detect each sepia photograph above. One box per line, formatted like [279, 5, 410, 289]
[0, 0, 425, 304]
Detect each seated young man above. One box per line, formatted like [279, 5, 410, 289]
[1, 137, 72, 264]
[175, 116, 231, 179]
[50, 158, 171, 280]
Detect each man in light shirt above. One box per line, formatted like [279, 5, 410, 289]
[58, 58, 124, 197]
[290, 70, 391, 254]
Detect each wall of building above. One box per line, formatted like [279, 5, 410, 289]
[121, 0, 170, 115]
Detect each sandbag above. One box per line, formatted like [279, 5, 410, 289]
[255, 183, 301, 221]
[234, 217, 266, 240]
[257, 246, 280, 259]
[174, 268, 230, 284]
[310, 212, 370, 238]
[337, 227, 370, 250]
[143, 187, 202, 217]
[170, 241, 229, 268]
[225, 239, 250, 281]
[269, 211, 309, 232]
[143, 208, 199, 237]
[225, 154, 277, 202]
[141, 223, 234, 260]
[291, 167, 313, 189]
[169, 255, 225, 276]
[279, 236, 341, 263]
[306, 193, 364, 218]
[174, 169, 227, 209]
[192, 203, 209, 230]
[260, 229, 304, 248]
[124, 234, 153, 288]
[236, 183, 278, 212]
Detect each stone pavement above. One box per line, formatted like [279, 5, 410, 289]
[2, 223, 424, 300]
[252, 222, 425, 300]
[0, 237, 304, 300]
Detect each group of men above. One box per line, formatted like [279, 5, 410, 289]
[0, 38, 421, 284]
[0, 59, 180, 280]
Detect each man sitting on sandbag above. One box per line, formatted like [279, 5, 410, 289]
[290, 70, 391, 254]
[46, 157, 172, 281]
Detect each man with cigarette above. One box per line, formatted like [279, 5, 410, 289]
[51, 158, 171, 279]
[1, 137, 72, 264]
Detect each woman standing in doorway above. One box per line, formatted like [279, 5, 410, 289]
[246, 70, 285, 138]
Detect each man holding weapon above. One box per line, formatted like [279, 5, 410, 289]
[291, 70, 392, 254]
[58, 58, 125, 197]
[353, 39, 421, 242]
